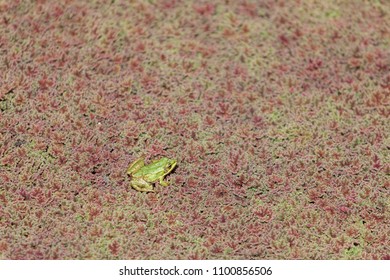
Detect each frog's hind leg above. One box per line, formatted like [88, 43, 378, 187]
[127, 157, 145, 174]
[131, 179, 154, 192]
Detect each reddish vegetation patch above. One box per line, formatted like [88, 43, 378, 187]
[0, 0, 389, 259]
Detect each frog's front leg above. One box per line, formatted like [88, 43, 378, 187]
[159, 177, 170, 187]
[130, 178, 154, 192]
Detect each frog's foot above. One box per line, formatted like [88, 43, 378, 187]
[159, 178, 170, 187]
[130, 178, 154, 192]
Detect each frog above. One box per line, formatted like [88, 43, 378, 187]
[127, 157, 177, 192]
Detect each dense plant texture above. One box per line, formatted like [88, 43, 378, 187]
[0, 0, 389, 259]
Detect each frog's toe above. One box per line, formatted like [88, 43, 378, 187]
[133, 186, 154, 192]
[159, 179, 169, 187]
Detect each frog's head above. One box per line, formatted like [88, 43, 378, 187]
[165, 158, 177, 173]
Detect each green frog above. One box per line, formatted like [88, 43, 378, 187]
[127, 157, 177, 192]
